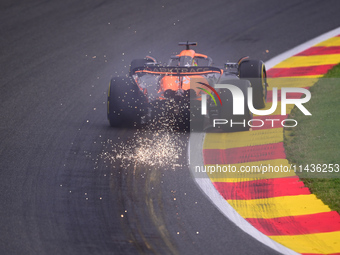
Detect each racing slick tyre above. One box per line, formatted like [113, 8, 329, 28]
[129, 58, 154, 76]
[216, 79, 251, 132]
[239, 59, 267, 109]
[190, 95, 205, 132]
[107, 77, 147, 128]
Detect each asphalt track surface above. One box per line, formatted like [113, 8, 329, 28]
[1, 1, 340, 254]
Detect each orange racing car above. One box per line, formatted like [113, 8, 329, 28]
[107, 42, 267, 132]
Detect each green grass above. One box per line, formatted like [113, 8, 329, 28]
[284, 63, 340, 213]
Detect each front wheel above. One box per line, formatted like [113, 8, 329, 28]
[129, 58, 154, 76]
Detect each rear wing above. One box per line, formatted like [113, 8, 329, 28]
[178, 41, 197, 50]
[131, 65, 223, 76]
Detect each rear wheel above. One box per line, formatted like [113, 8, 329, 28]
[107, 77, 147, 128]
[216, 79, 251, 132]
[239, 59, 267, 109]
[190, 98, 205, 132]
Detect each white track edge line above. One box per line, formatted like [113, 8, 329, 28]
[265, 26, 340, 70]
[189, 26, 340, 255]
[188, 133, 299, 255]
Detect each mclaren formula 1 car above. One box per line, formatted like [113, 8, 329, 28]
[107, 42, 267, 132]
